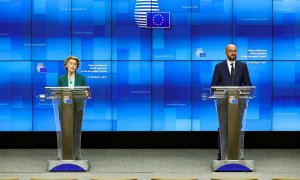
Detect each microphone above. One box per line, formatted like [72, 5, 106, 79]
[36, 94, 46, 101]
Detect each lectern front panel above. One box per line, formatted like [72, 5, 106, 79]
[227, 90, 239, 160]
[61, 91, 74, 160]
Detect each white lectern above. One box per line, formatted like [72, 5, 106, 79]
[209, 86, 255, 172]
[42, 86, 91, 172]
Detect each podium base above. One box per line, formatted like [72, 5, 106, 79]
[212, 160, 254, 172]
[48, 160, 90, 172]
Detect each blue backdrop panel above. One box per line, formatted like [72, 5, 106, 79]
[32, 61, 112, 131]
[192, 0, 232, 60]
[191, 61, 217, 130]
[32, 0, 71, 60]
[152, 61, 192, 131]
[0, 0, 31, 60]
[112, 0, 151, 60]
[82, 61, 112, 131]
[112, 61, 151, 131]
[72, 0, 111, 60]
[32, 61, 59, 131]
[0, 61, 32, 131]
[152, 0, 192, 60]
[273, 0, 300, 60]
[246, 61, 272, 130]
[233, 0, 272, 61]
[273, 61, 300, 130]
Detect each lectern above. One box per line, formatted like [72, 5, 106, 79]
[43, 86, 91, 172]
[209, 86, 255, 172]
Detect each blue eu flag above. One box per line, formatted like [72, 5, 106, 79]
[146, 12, 170, 28]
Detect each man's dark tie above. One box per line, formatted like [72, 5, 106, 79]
[230, 63, 235, 81]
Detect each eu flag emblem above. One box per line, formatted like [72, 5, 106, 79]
[196, 48, 206, 58]
[40, 67, 47, 72]
[146, 12, 170, 28]
[200, 53, 206, 57]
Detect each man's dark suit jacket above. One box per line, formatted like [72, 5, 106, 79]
[211, 60, 252, 86]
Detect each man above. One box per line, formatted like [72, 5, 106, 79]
[211, 44, 251, 86]
[211, 44, 252, 160]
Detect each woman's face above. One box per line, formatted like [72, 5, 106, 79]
[66, 59, 78, 73]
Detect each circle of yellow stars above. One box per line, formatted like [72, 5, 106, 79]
[152, 14, 164, 26]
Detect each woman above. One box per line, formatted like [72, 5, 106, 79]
[57, 55, 87, 160]
[58, 55, 86, 88]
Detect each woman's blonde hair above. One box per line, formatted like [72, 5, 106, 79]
[64, 55, 80, 70]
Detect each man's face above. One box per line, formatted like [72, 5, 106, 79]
[226, 45, 237, 61]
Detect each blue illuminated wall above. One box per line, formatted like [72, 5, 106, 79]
[112, 61, 151, 130]
[0, 0, 300, 131]
[0, 62, 32, 130]
[72, 0, 111, 60]
[192, 0, 232, 60]
[273, 62, 300, 130]
[0, 0, 31, 60]
[152, 61, 191, 130]
[32, 0, 71, 60]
